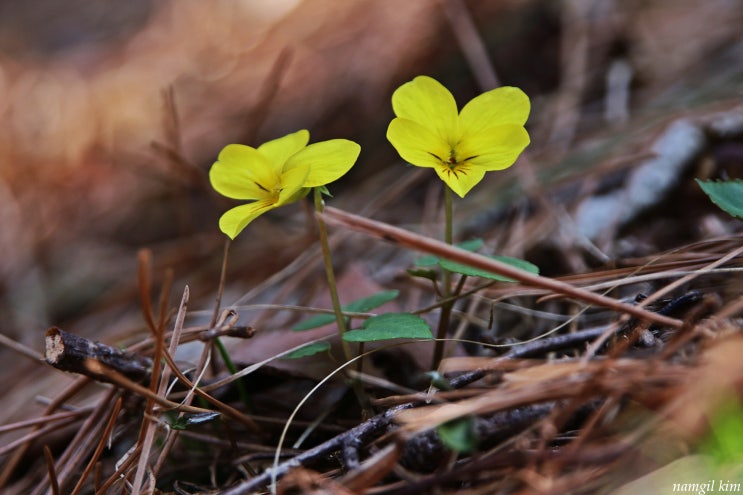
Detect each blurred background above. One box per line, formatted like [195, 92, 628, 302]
[1, 0, 743, 412]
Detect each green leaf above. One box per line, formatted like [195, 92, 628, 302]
[344, 290, 399, 312]
[342, 313, 433, 342]
[437, 416, 477, 453]
[414, 254, 440, 267]
[414, 238, 483, 267]
[292, 313, 336, 331]
[282, 341, 331, 359]
[697, 179, 743, 220]
[456, 238, 485, 252]
[439, 255, 539, 282]
[292, 290, 400, 331]
[410, 239, 539, 283]
[406, 268, 438, 282]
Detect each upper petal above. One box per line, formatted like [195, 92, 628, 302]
[433, 163, 486, 198]
[459, 86, 530, 137]
[458, 124, 530, 171]
[391, 76, 460, 144]
[387, 118, 450, 169]
[286, 139, 360, 188]
[218, 200, 277, 239]
[257, 130, 310, 167]
[210, 144, 277, 200]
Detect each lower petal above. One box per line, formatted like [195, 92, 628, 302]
[434, 164, 486, 198]
[218, 200, 277, 239]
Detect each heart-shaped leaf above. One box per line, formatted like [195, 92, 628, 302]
[293, 290, 400, 331]
[440, 255, 539, 282]
[342, 313, 432, 342]
[282, 341, 331, 359]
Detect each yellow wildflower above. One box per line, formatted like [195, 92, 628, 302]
[210, 129, 360, 239]
[387, 76, 530, 197]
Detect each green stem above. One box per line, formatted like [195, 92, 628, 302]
[432, 186, 454, 370]
[210, 238, 251, 411]
[313, 189, 351, 356]
[215, 337, 252, 411]
[313, 188, 371, 414]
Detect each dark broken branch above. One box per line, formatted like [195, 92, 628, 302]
[45, 327, 152, 384]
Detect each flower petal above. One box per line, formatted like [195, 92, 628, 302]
[434, 163, 486, 198]
[257, 129, 310, 167]
[210, 144, 277, 200]
[286, 139, 360, 187]
[218, 200, 277, 239]
[387, 118, 450, 169]
[458, 124, 530, 171]
[459, 86, 530, 137]
[391, 76, 459, 145]
[277, 162, 311, 204]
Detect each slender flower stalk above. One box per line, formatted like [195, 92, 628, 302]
[313, 187, 372, 414]
[313, 188, 351, 358]
[432, 186, 455, 369]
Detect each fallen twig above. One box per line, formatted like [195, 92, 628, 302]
[320, 207, 684, 329]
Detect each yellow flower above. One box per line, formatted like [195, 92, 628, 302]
[386, 76, 530, 197]
[210, 129, 360, 239]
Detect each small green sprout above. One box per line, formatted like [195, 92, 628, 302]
[438, 416, 478, 454]
[386, 75, 530, 198]
[209, 129, 360, 239]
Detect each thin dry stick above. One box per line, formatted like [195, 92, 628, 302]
[95, 444, 142, 495]
[43, 446, 60, 495]
[211, 239, 231, 328]
[0, 417, 80, 457]
[320, 207, 683, 329]
[70, 397, 123, 495]
[0, 331, 44, 362]
[582, 244, 743, 360]
[152, 286, 192, 477]
[132, 253, 173, 495]
[633, 245, 743, 309]
[156, 345, 259, 431]
[157, 286, 190, 398]
[0, 377, 89, 490]
[83, 359, 213, 414]
[35, 388, 118, 495]
[0, 409, 91, 435]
